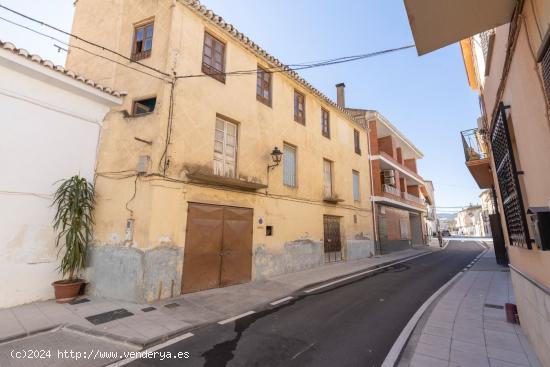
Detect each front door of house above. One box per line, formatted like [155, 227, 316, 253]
[182, 203, 253, 293]
[323, 215, 342, 263]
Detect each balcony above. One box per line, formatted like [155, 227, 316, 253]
[402, 192, 425, 205]
[383, 184, 401, 197]
[461, 128, 493, 189]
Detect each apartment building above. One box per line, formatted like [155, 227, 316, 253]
[350, 109, 431, 254]
[404, 0, 550, 363]
[65, 0, 374, 303]
[424, 180, 438, 239]
[455, 205, 483, 237]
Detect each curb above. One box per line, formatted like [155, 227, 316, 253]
[0, 324, 61, 346]
[382, 240, 488, 367]
[0, 248, 438, 351]
[296, 248, 435, 293]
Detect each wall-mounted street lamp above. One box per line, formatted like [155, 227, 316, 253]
[268, 146, 283, 170]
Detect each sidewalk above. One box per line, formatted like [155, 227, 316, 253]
[398, 246, 542, 367]
[0, 247, 433, 350]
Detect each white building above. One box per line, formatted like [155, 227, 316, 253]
[455, 205, 483, 237]
[423, 180, 438, 238]
[0, 40, 122, 308]
[479, 189, 494, 237]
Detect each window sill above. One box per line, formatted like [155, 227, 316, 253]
[323, 196, 344, 204]
[256, 96, 272, 107]
[186, 172, 267, 191]
[202, 63, 226, 83]
[131, 51, 152, 62]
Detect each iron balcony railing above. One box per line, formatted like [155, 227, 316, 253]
[461, 128, 489, 162]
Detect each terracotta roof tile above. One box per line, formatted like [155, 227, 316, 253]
[0, 39, 126, 98]
[178, 0, 357, 122]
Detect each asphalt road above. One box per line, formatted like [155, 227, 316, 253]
[127, 240, 483, 367]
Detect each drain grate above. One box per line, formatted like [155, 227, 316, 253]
[69, 298, 90, 305]
[141, 307, 156, 312]
[164, 303, 180, 309]
[85, 309, 134, 325]
[484, 303, 504, 310]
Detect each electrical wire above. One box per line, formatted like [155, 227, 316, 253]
[176, 45, 416, 80]
[0, 3, 170, 77]
[0, 15, 172, 82]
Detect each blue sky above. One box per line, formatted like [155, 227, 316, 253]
[0, 0, 482, 214]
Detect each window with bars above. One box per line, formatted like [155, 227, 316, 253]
[283, 144, 297, 187]
[352, 170, 360, 202]
[202, 32, 226, 83]
[131, 21, 154, 61]
[354, 129, 361, 155]
[323, 159, 333, 198]
[294, 90, 305, 124]
[213, 117, 237, 178]
[540, 38, 550, 102]
[256, 66, 272, 106]
[321, 108, 330, 138]
[490, 103, 531, 249]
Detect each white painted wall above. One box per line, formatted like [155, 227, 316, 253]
[0, 48, 121, 308]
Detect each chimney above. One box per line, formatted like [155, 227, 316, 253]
[336, 82, 346, 108]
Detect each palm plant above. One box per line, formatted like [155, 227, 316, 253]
[52, 175, 95, 281]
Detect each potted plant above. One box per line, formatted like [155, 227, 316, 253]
[51, 175, 95, 303]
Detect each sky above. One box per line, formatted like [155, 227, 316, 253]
[0, 0, 483, 215]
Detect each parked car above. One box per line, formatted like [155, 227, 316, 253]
[441, 230, 451, 237]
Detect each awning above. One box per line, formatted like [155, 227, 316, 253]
[404, 0, 517, 55]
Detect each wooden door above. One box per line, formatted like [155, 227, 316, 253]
[182, 203, 224, 293]
[182, 203, 253, 293]
[220, 206, 253, 287]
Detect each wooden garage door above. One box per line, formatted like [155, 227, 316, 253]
[182, 203, 253, 293]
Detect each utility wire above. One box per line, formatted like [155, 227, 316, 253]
[0, 15, 171, 82]
[0, 4, 416, 84]
[177, 45, 415, 79]
[0, 3, 171, 77]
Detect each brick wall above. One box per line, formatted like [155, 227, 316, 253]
[404, 158, 417, 173]
[378, 205, 411, 241]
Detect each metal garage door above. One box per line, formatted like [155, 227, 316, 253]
[182, 203, 253, 293]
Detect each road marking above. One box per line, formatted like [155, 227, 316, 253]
[105, 332, 194, 367]
[381, 272, 463, 367]
[304, 251, 432, 294]
[442, 240, 450, 249]
[218, 311, 255, 325]
[270, 296, 293, 306]
[291, 342, 316, 360]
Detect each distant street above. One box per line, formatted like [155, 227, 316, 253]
[127, 240, 483, 367]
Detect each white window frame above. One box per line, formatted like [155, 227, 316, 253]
[352, 170, 360, 202]
[213, 116, 238, 178]
[323, 159, 333, 198]
[283, 143, 297, 187]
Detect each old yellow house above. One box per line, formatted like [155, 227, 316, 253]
[66, 0, 374, 303]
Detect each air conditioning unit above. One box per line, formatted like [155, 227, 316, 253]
[383, 170, 396, 186]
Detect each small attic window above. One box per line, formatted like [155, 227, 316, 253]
[132, 97, 156, 116]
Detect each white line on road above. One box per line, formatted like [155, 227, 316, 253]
[381, 272, 463, 367]
[218, 311, 255, 325]
[270, 296, 293, 306]
[105, 332, 194, 367]
[304, 251, 432, 294]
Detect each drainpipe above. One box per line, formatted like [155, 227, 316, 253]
[366, 118, 379, 254]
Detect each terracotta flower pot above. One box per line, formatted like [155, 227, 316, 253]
[52, 279, 84, 303]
